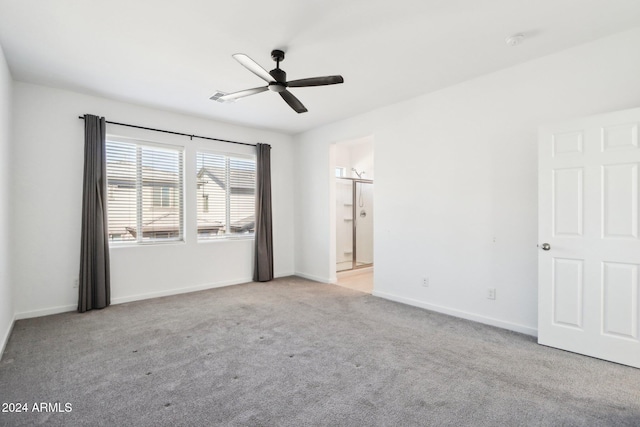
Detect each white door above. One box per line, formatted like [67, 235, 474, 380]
[538, 107, 640, 368]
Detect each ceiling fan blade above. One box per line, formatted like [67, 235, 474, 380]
[287, 75, 344, 88]
[280, 90, 308, 114]
[217, 86, 268, 101]
[232, 53, 274, 83]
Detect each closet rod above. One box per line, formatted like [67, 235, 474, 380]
[78, 116, 256, 147]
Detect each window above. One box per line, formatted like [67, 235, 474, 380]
[152, 186, 174, 207]
[106, 139, 184, 243]
[196, 151, 255, 239]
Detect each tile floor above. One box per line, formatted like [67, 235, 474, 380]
[336, 268, 373, 294]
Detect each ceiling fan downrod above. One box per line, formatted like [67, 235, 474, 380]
[269, 50, 287, 90]
[271, 49, 285, 68]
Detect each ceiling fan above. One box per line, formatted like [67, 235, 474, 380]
[212, 49, 344, 113]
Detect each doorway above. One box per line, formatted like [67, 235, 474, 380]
[336, 178, 373, 272]
[333, 137, 374, 293]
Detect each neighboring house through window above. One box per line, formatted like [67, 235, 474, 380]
[196, 151, 256, 239]
[105, 138, 184, 243]
[153, 186, 174, 208]
[104, 138, 253, 243]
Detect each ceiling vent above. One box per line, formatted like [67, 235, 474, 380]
[505, 33, 526, 46]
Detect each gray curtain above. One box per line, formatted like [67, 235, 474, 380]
[78, 114, 110, 312]
[254, 143, 274, 282]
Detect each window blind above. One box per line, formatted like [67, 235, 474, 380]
[196, 152, 256, 239]
[106, 140, 184, 243]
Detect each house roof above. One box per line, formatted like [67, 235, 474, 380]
[197, 167, 255, 191]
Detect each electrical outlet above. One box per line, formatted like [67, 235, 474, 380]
[422, 277, 429, 287]
[73, 279, 79, 289]
[487, 288, 496, 300]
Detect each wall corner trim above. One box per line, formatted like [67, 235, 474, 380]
[1, 315, 17, 361]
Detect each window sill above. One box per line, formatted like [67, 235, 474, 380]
[197, 235, 255, 244]
[109, 239, 186, 248]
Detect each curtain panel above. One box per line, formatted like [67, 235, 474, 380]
[254, 143, 274, 282]
[78, 114, 111, 312]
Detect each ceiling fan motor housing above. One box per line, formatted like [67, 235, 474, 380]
[269, 68, 286, 84]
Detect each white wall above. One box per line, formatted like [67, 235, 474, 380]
[349, 140, 374, 181]
[11, 83, 295, 318]
[0, 43, 14, 356]
[334, 137, 374, 180]
[294, 27, 640, 335]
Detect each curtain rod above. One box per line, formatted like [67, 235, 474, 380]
[78, 116, 256, 147]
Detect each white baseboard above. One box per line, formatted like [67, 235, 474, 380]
[14, 277, 256, 320]
[1, 315, 16, 361]
[15, 304, 77, 320]
[294, 272, 332, 284]
[274, 271, 295, 278]
[372, 290, 538, 337]
[111, 277, 253, 305]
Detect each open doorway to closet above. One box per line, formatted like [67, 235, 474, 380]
[334, 136, 374, 293]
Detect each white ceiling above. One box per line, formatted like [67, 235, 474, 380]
[1, 0, 639, 134]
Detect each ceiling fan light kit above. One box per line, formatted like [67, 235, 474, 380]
[214, 49, 344, 113]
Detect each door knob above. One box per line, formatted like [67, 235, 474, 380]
[540, 243, 551, 251]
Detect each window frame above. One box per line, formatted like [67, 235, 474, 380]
[105, 136, 186, 246]
[195, 149, 256, 242]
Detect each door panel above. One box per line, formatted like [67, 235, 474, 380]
[553, 131, 584, 156]
[539, 107, 640, 368]
[553, 168, 584, 237]
[552, 258, 584, 329]
[601, 164, 638, 239]
[602, 262, 638, 339]
[602, 123, 638, 152]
